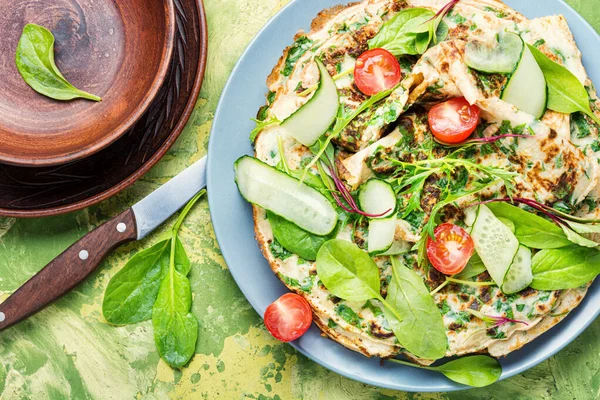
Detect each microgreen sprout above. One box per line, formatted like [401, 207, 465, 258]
[466, 309, 529, 328]
[434, 133, 535, 148]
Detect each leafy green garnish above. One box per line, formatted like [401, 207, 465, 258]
[528, 44, 600, 126]
[531, 246, 600, 290]
[103, 190, 206, 368]
[486, 202, 572, 249]
[368, 5, 451, 56]
[268, 211, 335, 260]
[15, 24, 101, 101]
[249, 116, 281, 142]
[316, 239, 404, 322]
[383, 257, 447, 359]
[390, 355, 502, 387]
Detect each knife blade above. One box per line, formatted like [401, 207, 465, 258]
[0, 156, 208, 332]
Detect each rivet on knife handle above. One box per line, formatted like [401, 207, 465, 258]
[0, 209, 137, 332]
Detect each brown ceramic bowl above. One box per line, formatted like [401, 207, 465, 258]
[0, 0, 175, 166]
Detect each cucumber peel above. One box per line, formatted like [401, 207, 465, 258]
[234, 156, 338, 235]
[465, 31, 524, 74]
[280, 58, 339, 147]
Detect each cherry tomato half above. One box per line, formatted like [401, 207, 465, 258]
[354, 48, 402, 96]
[426, 223, 475, 275]
[428, 97, 481, 144]
[264, 293, 312, 342]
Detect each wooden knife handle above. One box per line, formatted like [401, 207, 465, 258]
[0, 209, 137, 332]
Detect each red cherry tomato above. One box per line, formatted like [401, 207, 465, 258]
[264, 293, 312, 342]
[428, 97, 481, 144]
[426, 223, 475, 275]
[354, 48, 402, 96]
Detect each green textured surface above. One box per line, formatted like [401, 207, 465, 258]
[1, 1, 600, 399]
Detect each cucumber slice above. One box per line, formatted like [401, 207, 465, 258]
[280, 58, 339, 147]
[498, 217, 516, 233]
[502, 245, 533, 294]
[464, 31, 524, 74]
[379, 238, 412, 256]
[234, 156, 338, 235]
[465, 205, 520, 287]
[358, 179, 398, 254]
[501, 42, 547, 119]
[358, 179, 397, 218]
[368, 215, 397, 254]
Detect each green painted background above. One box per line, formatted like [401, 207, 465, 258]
[1, 1, 599, 399]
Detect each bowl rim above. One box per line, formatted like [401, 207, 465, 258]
[0, 0, 208, 217]
[0, 0, 177, 167]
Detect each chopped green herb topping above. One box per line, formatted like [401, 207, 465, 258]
[335, 304, 362, 326]
[283, 36, 313, 77]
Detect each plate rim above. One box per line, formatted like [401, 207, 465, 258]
[207, 0, 600, 392]
[0, 0, 208, 218]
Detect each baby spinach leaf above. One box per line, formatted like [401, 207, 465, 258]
[316, 239, 405, 328]
[531, 245, 600, 290]
[368, 8, 434, 55]
[528, 45, 600, 126]
[384, 257, 447, 360]
[566, 220, 600, 235]
[487, 202, 571, 249]
[391, 355, 502, 387]
[455, 253, 486, 280]
[559, 224, 599, 248]
[103, 190, 205, 369]
[152, 190, 205, 368]
[102, 238, 189, 325]
[152, 259, 198, 368]
[433, 355, 502, 387]
[268, 211, 334, 260]
[316, 239, 381, 301]
[15, 24, 101, 102]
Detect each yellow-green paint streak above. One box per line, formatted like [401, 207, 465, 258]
[1, 0, 600, 399]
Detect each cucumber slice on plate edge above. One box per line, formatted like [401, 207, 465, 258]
[280, 58, 340, 147]
[234, 155, 338, 236]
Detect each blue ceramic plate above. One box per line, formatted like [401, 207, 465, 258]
[207, 0, 600, 392]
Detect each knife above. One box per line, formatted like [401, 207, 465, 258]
[0, 156, 207, 332]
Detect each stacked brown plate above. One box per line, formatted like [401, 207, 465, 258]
[0, 0, 208, 217]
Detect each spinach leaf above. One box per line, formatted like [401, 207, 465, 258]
[368, 8, 434, 55]
[455, 253, 486, 280]
[391, 355, 501, 387]
[152, 259, 198, 368]
[487, 202, 571, 249]
[528, 45, 600, 126]
[531, 245, 600, 290]
[152, 191, 206, 368]
[15, 24, 101, 102]
[433, 355, 502, 387]
[268, 211, 334, 260]
[103, 190, 205, 368]
[316, 239, 381, 301]
[384, 257, 447, 359]
[102, 238, 189, 325]
[316, 239, 404, 327]
[559, 224, 599, 248]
